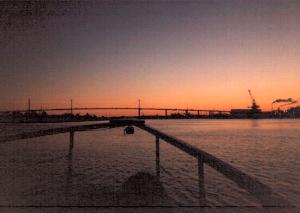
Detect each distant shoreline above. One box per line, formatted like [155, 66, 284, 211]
[0, 117, 299, 124]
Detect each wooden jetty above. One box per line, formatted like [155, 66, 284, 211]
[0, 119, 292, 207]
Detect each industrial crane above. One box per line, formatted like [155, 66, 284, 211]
[248, 89, 261, 112]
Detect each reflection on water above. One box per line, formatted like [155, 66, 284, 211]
[0, 119, 299, 209]
[251, 120, 259, 128]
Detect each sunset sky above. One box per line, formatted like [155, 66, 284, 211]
[0, 0, 299, 114]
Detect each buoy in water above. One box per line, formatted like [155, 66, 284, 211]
[124, 126, 134, 135]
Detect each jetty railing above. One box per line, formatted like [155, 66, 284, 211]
[135, 123, 289, 206]
[0, 122, 127, 143]
[0, 119, 291, 207]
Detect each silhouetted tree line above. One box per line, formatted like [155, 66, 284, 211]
[0, 111, 106, 123]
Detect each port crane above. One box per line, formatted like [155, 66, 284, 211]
[248, 89, 261, 112]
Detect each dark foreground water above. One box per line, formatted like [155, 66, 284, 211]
[0, 119, 299, 212]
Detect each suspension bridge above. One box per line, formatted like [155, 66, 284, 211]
[0, 106, 230, 117]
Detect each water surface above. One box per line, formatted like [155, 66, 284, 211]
[0, 119, 299, 210]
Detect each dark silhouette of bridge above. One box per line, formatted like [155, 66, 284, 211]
[0, 107, 230, 117]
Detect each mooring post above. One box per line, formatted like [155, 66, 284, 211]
[198, 155, 206, 205]
[165, 109, 168, 118]
[156, 136, 160, 178]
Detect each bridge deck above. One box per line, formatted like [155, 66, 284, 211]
[0, 107, 230, 114]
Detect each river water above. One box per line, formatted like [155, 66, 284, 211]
[0, 119, 299, 211]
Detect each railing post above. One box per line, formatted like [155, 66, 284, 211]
[156, 136, 160, 178]
[198, 155, 206, 205]
[69, 130, 74, 153]
[66, 130, 74, 199]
